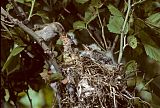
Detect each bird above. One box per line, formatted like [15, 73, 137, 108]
[35, 22, 65, 42]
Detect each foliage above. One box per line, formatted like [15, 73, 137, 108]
[1, 0, 160, 107]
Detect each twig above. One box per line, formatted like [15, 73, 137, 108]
[118, 0, 131, 63]
[111, 35, 119, 52]
[86, 27, 106, 51]
[28, 0, 36, 21]
[97, 11, 108, 50]
[131, 0, 146, 7]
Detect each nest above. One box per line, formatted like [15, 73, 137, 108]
[55, 35, 134, 108]
[59, 53, 133, 108]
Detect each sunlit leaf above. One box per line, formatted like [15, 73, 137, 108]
[127, 35, 137, 49]
[144, 44, 160, 63]
[107, 4, 123, 17]
[73, 21, 86, 30]
[107, 16, 128, 34]
[75, 0, 89, 4]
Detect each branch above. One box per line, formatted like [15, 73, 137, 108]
[1, 7, 61, 72]
[118, 0, 131, 63]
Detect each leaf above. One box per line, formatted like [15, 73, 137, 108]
[33, 11, 50, 23]
[2, 46, 24, 72]
[146, 12, 160, 28]
[75, 0, 89, 4]
[56, 39, 63, 45]
[84, 9, 98, 24]
[127, 35, 137, 49]
[144, 44, 160, 63]
[139, 90, 152, 102]
[107, 4, 123, 17]
[50, 72, 64, 82]
[139, 31, 157, 47]
[42, 86, 54, 107]
[19, 87, 44, 108]
[73, 21, 86, 30]
[127, 78, 136, 87]
[16, 0, 25, 4]
[10, 46, 24, 56]
[125, 60, 137, 76]
[6, 3, 14, 12]
[107, 16, 128, 34]
[24, 0, 33, 2]
[91, 0, 102, 8]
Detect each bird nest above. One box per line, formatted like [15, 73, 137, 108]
[59, 51, 133, 108]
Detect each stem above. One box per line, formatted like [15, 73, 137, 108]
[86, 27, 106, 51]
[97, 11, 108, 50]
[118, 0, 131, 63]
[25, 90, 33, 108]
[28, 0, 36, 21]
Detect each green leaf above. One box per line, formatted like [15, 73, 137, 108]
[139, 31, 157, 47]
[84, 10, 98, 24]
[73, 21, 86, 30]
[24, 0, 33, 2]
[19, 87, 44, 108]
[50, 73, 64, 82]
[2, 46, 24, 72]
[56, 39, 63, 45]
[144, 44, 160, 63]
[10, 46, 24, 56]
[84, 6, 98, 24]
[91, 0, 102, 8]
[125, 60, 137, 76]
[107, 16, 128, 34]
[107, 4, 123, 17]
[127, 35, 137, 49]
[139, 90, 152, 102]
[33, 11, 50, 23]
[146, 12, 160, 28]
[16, 0, 25, 4]
[127, 78, 136, 87]
[6, 3, 14, 12]
[75, 0, 89, 4]
[42, 86, 54, 107]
